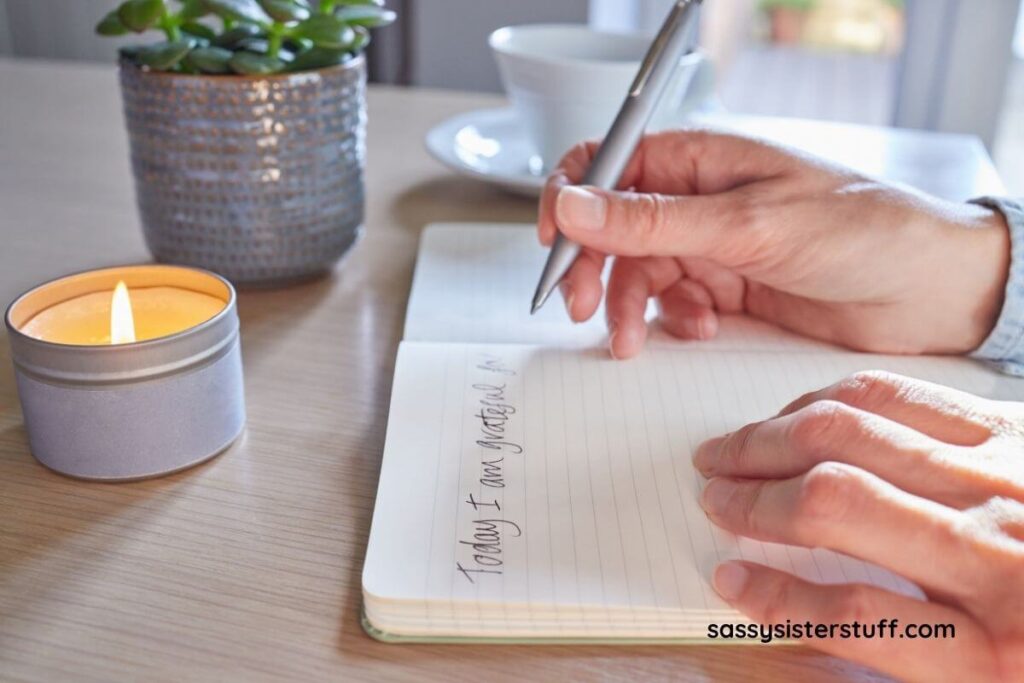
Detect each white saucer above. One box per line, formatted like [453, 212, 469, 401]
[425, 107, 547, 198]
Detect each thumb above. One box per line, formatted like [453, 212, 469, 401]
[554, 185, 742, 261]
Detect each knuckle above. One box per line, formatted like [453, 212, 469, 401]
[953, 502, 1024, 627]
[968, 497, 1024, 540]
[833, 370, 904, 410]
[720, 422, 760, 469]
[826, 584, 876, 625]
[788, 400, 861, 453]
[632, 193, 671, 246]
[793, 462, 865, 537]
[740, 481, 769, 536]
[716, 194, 765, 265]
[724, 192, 776, 261]
[984, 409, 1024, 441]
[729, 192, 764, 233]
[922, 510, 1007, 597]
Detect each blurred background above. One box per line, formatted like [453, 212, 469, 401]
[0, 0, 1021, 194]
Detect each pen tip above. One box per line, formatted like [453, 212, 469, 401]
[530, 290, 548, 315]
[532, 281, 555, 315]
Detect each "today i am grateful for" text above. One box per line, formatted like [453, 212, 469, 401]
[456, 354, 524, 585]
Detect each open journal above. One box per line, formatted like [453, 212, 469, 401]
[362, 224, 1024, 643]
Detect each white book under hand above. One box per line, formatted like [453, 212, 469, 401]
[361, 224, 1022, 643]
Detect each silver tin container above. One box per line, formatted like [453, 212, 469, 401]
[4, 265, 246, 481]
[119, 57, 367, 287]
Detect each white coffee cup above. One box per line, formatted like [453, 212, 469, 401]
[489, 24, 715, 171]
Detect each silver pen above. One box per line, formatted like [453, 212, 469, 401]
[530, 0, 704, 314]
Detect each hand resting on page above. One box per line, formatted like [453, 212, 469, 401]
[695, 370, 1024, 682]
[537, 131, 1023, 681]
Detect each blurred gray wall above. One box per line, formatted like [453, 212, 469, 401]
[407, 0, 587, 92]
[0, 0, 138, 61]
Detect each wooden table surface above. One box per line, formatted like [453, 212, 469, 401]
[0, 58, 1005, 683]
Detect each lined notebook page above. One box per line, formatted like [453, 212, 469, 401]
[364, 342, 1020, 636]
[404, 224, 609, 347]
[404, 224, 831, 352]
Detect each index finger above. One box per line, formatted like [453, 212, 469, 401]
[776, 371, 994, 446]
[538, 130, 804, 248]
[699, 463, 973, 598]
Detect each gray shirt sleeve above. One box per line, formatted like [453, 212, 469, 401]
[970, 197, 1024, 376]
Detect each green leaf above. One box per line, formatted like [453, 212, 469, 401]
[334, 4, 394, 27]
[334, 0, 384, 6]
[239, 37, 269, 52]
[211, 23, 264, 47]
[350, 24, 369, 52]
[184, 45, 234, 73]
[229, 51, 287, 74]
[179, 0, 209, 18]
[203, 0, 272, 26]
[136, 38, 197, 69]
[257, 0, 310, 22]
[181, 20, 217, 40]
[293, 14, 355, 49]
[96, 10, 129, 35]
[238, 38, 296, 61]
[117, 0, 167, 32]
[284, 36, 314, 52]
[287, 46, 351, 72]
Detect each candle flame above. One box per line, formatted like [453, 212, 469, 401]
[110, 280, 136, 345]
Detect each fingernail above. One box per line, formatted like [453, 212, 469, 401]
[560, 282, 575, 318]
[713, 562, 749, 601]
[608, 321, 620, 360]
[609, 322, 644, 360]
[692, 436, 724, 475]
[556, 186, 606, 232]
[699, 477, 734, 516]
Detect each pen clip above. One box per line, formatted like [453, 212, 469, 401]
[628, 0, 697, 97]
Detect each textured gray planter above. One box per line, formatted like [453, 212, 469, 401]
[119, 57, 366, 287]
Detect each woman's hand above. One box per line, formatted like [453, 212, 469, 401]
[694, 371, 1024, 682]
[538, 130, 1011, 359]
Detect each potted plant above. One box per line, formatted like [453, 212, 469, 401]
[760, 0, 816, 45]
[96, 0, 396, 286]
